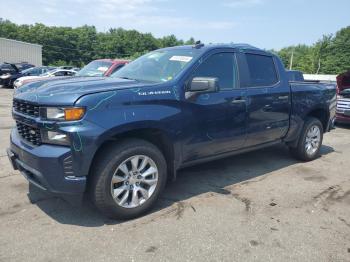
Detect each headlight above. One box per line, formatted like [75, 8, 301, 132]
[14, 80, 22, 87]
[45, 107, 85, 121]
[42, 130, 69, 145]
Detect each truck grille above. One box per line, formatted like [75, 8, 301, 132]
[13, 100, 40, 118]
[16, 121, 42, 146]
[337, 98, 350, 114]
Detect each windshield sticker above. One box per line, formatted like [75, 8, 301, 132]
[169, 56, 193, 63]
[97, 66, 108, 72]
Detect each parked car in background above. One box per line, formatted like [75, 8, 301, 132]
[7, 43, 336, 219]
[11, 66, 56, 88]
[58, 66, 80, 71]
[335, 70, 350, 124]
[0, 62, 35, 88]
[76, 59, 129, 77]
[14, 68, 77, 88]
[14, 59, 129, 89]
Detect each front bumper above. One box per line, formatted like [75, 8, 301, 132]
[335, 113, 350, 124]
[0, 77, 11, 86]
[336, 98, 350, 124]
[8, 129, 86, 196]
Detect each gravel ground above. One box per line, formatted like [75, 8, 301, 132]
[0, 88, 349, 262]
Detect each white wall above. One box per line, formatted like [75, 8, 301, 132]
[0, 38, 42, 66]
[303, 74, 337, 82]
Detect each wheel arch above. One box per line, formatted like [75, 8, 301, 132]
[88, 125, 177, 182]
[305, 107, 329, 132]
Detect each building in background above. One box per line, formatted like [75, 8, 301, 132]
[0, 38, 42, 66]
[303, 74, 337, 83]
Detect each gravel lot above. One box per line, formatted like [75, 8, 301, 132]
[0, 88, 349, 262]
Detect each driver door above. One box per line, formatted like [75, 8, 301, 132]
[182, 52, 247, 162]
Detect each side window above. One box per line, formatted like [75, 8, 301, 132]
[54, 71, 65, 76]
[244, 54, 278, 87]
[30, 68, 40, 75]
[193, 53, 237, 90]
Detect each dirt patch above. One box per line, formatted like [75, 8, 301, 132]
[303, 176, 327, 182]
[174, 202, 185, 220]
[145, 246, 158, 253]
[295, 165, 314, 175]
[249, 240, 259, 246]
[232, 193, 251, 212]
[338, 217, 350, 228]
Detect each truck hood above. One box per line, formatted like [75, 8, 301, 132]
[13, 77, 148, 105]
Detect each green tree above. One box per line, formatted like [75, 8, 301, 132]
[276, 26, 350, 74]
[0, 18, 195, 66]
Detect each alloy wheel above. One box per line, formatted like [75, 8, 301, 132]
[305, 125, 321, 156]
[110, 155, 159, 208]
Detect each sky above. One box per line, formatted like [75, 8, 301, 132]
[0, 0, 349, 50]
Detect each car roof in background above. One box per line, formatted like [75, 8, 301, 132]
[46, 68, 77, 74]
[94, 59, 130, 64]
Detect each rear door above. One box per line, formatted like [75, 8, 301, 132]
[182, 51, 247, 162]
[237, 52, 290, 147]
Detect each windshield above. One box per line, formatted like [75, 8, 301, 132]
[112, 49, 201, 83]
[21, 67, 36, 74]
[77, 61, 113, 77]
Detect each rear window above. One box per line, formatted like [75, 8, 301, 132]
[244, 54, 278, 87]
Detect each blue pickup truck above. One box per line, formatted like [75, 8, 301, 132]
[7, 43, 336, 219]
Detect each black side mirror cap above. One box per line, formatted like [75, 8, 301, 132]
[189, 77, 219, 92]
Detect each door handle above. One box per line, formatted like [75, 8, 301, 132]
[263, 104, 273, 111]
[231, 97, 246, 104]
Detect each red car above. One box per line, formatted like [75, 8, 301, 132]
[336, 71, 350, 124]
[77, 59, 130, 77]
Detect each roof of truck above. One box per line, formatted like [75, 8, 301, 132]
[160, 43, 262, 52]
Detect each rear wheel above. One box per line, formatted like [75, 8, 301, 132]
[289, 117, 323, 161]
[90, 139, 167, 219]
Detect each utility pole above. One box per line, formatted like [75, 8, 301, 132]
[316, 57, 321, 74]
[289, 49, 294, 70]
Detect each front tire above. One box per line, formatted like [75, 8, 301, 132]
[289, 117, 323, 161]
[90, 139, 167, 219]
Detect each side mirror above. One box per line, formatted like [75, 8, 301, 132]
[188, 77, 219, 92]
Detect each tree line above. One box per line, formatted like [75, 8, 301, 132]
[0, 18, 349, 74]
[0, 18, 195, 67]
[271, 26, 350, 75]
